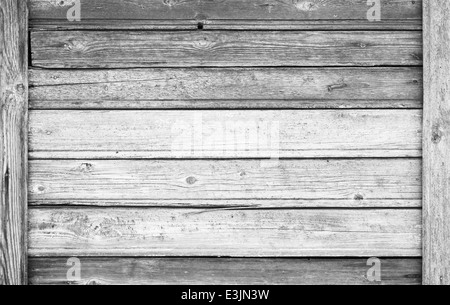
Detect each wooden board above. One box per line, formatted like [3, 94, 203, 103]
[28, 199, 422, 209]
[29, 159, 422, 202]
[29, 110, 422, 159]
[423, 0, 450, 285]
[30, 19, 423, 31]
[29, 0, 422, 30]
[29, 67, 423, 109]
[30, 31, 423, 68]
[0, 0, 28, 285]
[29, 257, 422, 285]
[28, 208, 422, 257]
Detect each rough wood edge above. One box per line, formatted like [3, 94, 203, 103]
[0, 0, 29, 285]
[422, 0, 450, 285]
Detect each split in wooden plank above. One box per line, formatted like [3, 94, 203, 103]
[29, 257, 422, 285]
[28, 199, 422, 209]
[29, 159, 422, 201]
[422, 0, 450, 285]
[29, 0, 422, 30]
[29, 67, 423, 109]
[29, 110, 423, 159]
[0, 0, 28, 285]
[30, 31, 423, 68]
[28, 208, 422, 257]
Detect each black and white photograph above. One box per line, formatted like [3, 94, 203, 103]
[1, 0, 449, 290]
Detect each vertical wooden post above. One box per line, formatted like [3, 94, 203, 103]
[423, 0, 450, 285]
[0, 0, 28, 285]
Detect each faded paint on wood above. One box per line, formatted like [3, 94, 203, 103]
[423, 0, 450, 285]
[29, 0, 422, 30]
[30, 31, 423, 68]
[29, 110, 422, 159]
[29, 159, 421, 201]
[29, 257, 422, 285]
[28, 208, 422, 257]
[0, 0, 28, 285]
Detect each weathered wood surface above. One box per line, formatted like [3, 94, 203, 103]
[29, 257, 422, 285]
[28, 208, 421, 257]
[0, 0, 28, 285]
[28, 199, 421, 209]
[29, 0, 422, 30]
[29, 110, 422, 159]
[423, 0, 450, 285]
[29, 159, 421, 202]
[30, 31, 422, 68]
[25, 0, 427, 285]
[29, 67, 423, 109]
[30, 19, 423, 31]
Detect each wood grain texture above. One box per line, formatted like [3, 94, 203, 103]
[30, 31, 423, 68]
[29, 159, 422, 202]
[30, 19, 423, 31]
[29, 110, 422, 159]
[0, 0, 28, 285]
[28, 199, 422, 209]
[423, 0, 450, 285]
[29, 257, 422, 285]
[29, 0, 422, 30]
[29, 67, 423, 109]
[28, 208, 422, 257]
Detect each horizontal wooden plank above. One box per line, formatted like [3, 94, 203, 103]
[29, 257, 422, 285]
[29, 19, 423, 31]
[28, 208, 422, 257]
[28, 199, 422, 209]
[30, 0, 422, 21]
[29, 67, 423, 109]
[29, 159, 422, 201]
[29, 110, 422, 159]
[30, 31, 422, 68]
[29, 0, 422, 30]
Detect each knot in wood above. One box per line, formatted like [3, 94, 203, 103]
[328, 83, 348, 92]
[76, 163, 94, 173]
[354, 194, 364, 201]
[186, 176, 197, 185]
[15, 84, 25, 95]
[432, 124, 443, 144]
